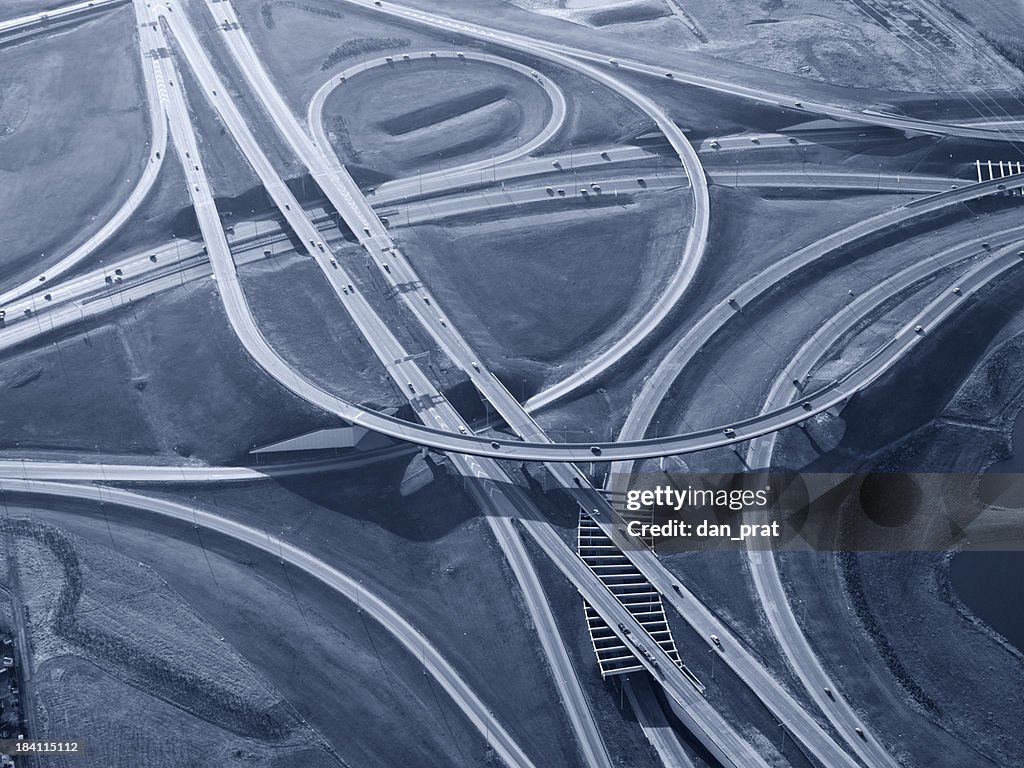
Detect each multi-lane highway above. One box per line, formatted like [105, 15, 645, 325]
[153, 7, 619, 766]
[162, 4, 783, 764]
[0, 0, 125, 36]
[736, 240, 1024, 768]
[612, 221, 1024, 764]
[203, 5, 884, 764]
[7, 2, 1022, 764]
[333, 0, 1024, 143]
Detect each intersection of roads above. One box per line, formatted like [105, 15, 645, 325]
[2, 0, 1022, 765]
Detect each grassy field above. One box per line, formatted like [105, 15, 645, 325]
[0, 8, 148, 294]
[322, 57, 551, 180]
[0, 281, 341, 464]
[2, 516, 339, 768]
[400, 189, 690, 399]
[238, 248, 401, 409]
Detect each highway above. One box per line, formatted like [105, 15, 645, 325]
[611, 223, 1024, 764]
[4, 184, 1019, 462]
[6, 0, 1020, 763]
[332, 0, 1024, 143]
[0, 473, 537, 768]
[288, 2, 714, 421]
[744, 241, 1024, 768]
[0, 163, 961, 354]
[623, 675, 696, 768]
[155, 7, 618, 765]
[0, 0, 125, 35]
[207, 4, 882, 763]
[0, 0, 167, 308]
[158, 5, 783, 764]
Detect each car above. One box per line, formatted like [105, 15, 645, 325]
[458, 425, 467, 434]
[329, 258, 337, 266]
[855, 728, 865, 739]
[636, 177, 646, 186]
[263, 249, 272, 257]
[580, 188, 589, 195]
[794, 101, 803, 107]
[23, 308, 31, 316]
[552, 160, 561, 168]
[407, 382, 414, 392]
[374, 0, 382, 5]
[608, 58, 618, 66]
[664, 72, 674, 78]
[998, 183, 1006, 190]
[709, 140, 720, 149]
[429, 52, 436, 57]
[0, 310, 5, 321]
[671, 584, 681, 594]
[545, 186, 554, 195]
[824, 687, 834, 700]
[457, 52, 465, 58]
[347, 284, 354, 291]
[317, 242, 325, 251]
[788, 136, 798, 144]
[723, 427, 735, 437]
[150, 254, 158, 262]
[43, 293, 51, 301]
[750, 137, 760, 144]
[424, 297, 430, 305]
[1018, 250, 1024, 258]
[385, 56, 393, 63]
[556, 188, 565, 196]
[914, 325, 925, 334]
[490, 440, 500, 449]
[439, 318, 447, 327]
[194, 185, 199, 191]
[982, 242, 990, 249]
[105, 275, 113, 284]
[600, 151, 610, 160]
[590, 446, 602, 455]
[951, 184, 959, 189]
[952, 286, 962, 295]
[402, 54, 410, 60]
[471, 361, 479, 371]
[590, 183, 601, 192]
[728, 297, 740, 309]
[802, 401, 813, 411]
[383, 264, 391, 273]
[115, 268, 123, 276]
[710, 634, 721, 647]
[363, 227, 371, 235]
